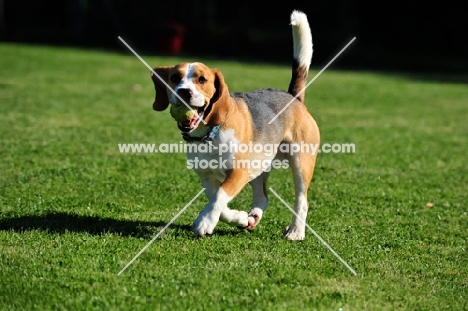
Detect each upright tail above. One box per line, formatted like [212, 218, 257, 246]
[288, 10, 313, 103]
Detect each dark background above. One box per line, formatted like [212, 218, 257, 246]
[1, 0, 467, 73]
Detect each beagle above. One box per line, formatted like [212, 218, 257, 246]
[150, 10, 319, 240]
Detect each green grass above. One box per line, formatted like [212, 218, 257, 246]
[0, 43, 467, 310]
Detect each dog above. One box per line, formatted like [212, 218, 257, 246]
[150, 10, 319, 240]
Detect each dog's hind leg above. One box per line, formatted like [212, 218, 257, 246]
[284, 150, 317, 240]
[244, 171, 270, 230]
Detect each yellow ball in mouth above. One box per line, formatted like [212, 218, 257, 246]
[170, 104, 197, 122]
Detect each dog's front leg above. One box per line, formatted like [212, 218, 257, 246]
[192, 187, 230, 237]
[193, 169, 248, 237]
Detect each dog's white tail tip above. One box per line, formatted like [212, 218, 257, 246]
[290, 10, 307, 26]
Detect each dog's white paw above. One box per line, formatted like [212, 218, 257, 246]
[220, 209, 249, 227]
[284, 226, 305, 241]
[238, 210, 249, 227]
[239, 207, 262, 231]
[192, 212, 219, 237]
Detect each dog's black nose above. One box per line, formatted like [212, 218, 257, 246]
[177, 88, 192, 99]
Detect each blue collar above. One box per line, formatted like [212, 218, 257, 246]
[181, 125, 222, 143]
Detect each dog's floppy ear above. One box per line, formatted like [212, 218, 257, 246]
[203, 69, 232, 126]
[151, 66, 172, 111]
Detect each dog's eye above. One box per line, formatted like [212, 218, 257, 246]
[171, 74, 181, 84]
[198, 76, 207, 84]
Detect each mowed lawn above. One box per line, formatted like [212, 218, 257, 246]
[0, 43, 467, 310]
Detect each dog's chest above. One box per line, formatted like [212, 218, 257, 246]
[186, 128, 277, 182]
[186, 128, 238, 182]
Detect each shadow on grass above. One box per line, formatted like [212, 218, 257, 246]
[0, 212, 193, 238]
[0, 212, 248, 238]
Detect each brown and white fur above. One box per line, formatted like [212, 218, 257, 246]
[150, 10, 319, 240]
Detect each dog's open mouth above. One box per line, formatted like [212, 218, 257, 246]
[177, 106, 204, 132]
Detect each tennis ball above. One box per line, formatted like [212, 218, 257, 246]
[170, 104, 196, 122]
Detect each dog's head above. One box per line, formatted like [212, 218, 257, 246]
[151, 62, 232, 132]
